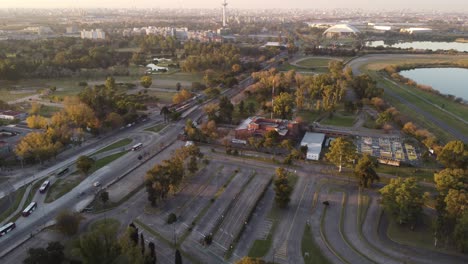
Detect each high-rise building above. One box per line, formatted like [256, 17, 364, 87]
[222, 0, 228, 27]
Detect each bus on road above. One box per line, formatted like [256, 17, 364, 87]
[0, 222, 16, 237]
[39, 180, 50, 193]
[22, 202, 37, 217]
[132, 143, 143, 151]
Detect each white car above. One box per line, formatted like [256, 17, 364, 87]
[93, 182, 101, 187]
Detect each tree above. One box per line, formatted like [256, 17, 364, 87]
[148, 242, 157, 264]
[273, 92, 294, 119]
[203, 87, 221, 99]
[380, 177, 426, 227]
[56, 210, 81, 236]
[26, 115, 48, 129]
[354, 154, 379, 188]
[172, 89, 192, 104]
[15, 132, 61, 163]
[434, 168, 467, 195]
[75, 221, 120, 264]
[176, 82, 182, 91]
[437, 140, 468, 169]
[231, 64, 242, 73]
[188, 156, 198, 173]
[235, 257, 266, 264]
[29, 102, 42, 115]
[77, 155, 95, 175]
[100, 191, 109, 204]
[325, 137, 356, 172]
[160, 106, 171, 123]
[274, 168, 293, 208]
[218, 96, 234, 123]
[128, 224, 139, 246]
[140, 233, 145, 255]
[238, 100, 245, 115]
[175, 249, 182, 264]
[140, 75, 153, 88]
[247, 102, 256, 114]
[24, 241, 65, 264]
[454, 211, 468, 252]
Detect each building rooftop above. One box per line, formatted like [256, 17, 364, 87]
[301, 132, 325, 154]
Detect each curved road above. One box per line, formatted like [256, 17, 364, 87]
[348, 54, 468, 143]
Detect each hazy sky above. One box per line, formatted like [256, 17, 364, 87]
[1, 0, 467, 12]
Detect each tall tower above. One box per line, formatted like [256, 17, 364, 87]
[222, 0, 228, 27]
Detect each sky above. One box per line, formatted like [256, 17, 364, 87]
[0, 0, 467, 12]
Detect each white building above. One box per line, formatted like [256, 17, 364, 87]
[300, 132, 325, 161]
[146, 64, 169, 73]
[400, 27, 432, 34]
[0, 110, 27, 120]
[81, 29, 106, 40]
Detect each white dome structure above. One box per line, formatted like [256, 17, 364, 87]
[323, 24, 360, 38]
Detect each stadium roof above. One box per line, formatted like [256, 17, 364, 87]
[323, 24, 360, 34]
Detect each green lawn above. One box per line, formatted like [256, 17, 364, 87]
[0, 89, 36, 102]
[302, 225, 331, 264]
[296, 57, 342, 68]
[147, 90, 175, 104]
[144, 123, 167, 133]
[90, 218, 120, 231]
[376, 165, 437, 182]
[155, 72, 203, 82]
[44, 173, 86, 203]
[248, 232, 273, 258]
[90, 151, 129, 174]
[0, 185, 27, 223]
[387, 213, 442, 251]
[95, 138, 132, 154]
[370, 71, 468, 138]
[278, 63, 315, 72]
[296, 110, 323, 124]
[320, 112, 356, 127]
[36, 105, 61, 117]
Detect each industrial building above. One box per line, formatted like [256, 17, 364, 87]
[235, 116, 300, 140]
[300, 132, 325, 160]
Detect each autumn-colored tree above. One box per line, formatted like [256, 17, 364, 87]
[15, 132, 61, 163]
[29, 102, 42, 115]
[325, 137, 356, 172]
[26, 115, 48, 129]
[274, 167, 293, 208]
[172, 89, 193, 104]
[437, 140, 468, 169]
[140, 75, 152, 88]
[354, 154, 379, 188]
[105, 112, 124, 128]
[380, 177, 427, 227]
[273, 92, 294, 119]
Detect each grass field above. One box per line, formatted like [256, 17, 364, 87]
[296, 110, 323, 124]
[35, 105, 61, 117]
[320, 112, 356, 127]
[368, 71, 468, 140]
[0, 88, 36, 102]
[386, 213, 445, 252]
[95, 138, 132, 154]
[0, 185, 27, 223]
[147, 90, 175, 104]
[302, 225, 331, 264]
[90, 151, 129, 174]
[376, 165, 437, 182]
[145, 123, 167, 133]
[44, 173, 86, 203]
[296, 57, 342, 68]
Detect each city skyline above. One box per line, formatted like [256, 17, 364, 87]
[1, 0, 467, 12]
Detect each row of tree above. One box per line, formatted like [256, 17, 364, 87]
[145, 145, 202, 206]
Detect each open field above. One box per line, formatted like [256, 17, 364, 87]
[368, 71, 468, 140]
[296, 57, 342, 68]
[302, 225, 331, 264]
[44, 173, 86, 203]
[296, 110, 323, 124]
[90, 151, 129, 174]
[95, 138, 132, 154]
[320, 112, 356, 127]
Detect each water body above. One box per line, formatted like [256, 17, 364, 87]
[366, 41, 468, 52]
[399, 68, 468, 100]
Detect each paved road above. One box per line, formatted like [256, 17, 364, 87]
[348, 54, 468, 143]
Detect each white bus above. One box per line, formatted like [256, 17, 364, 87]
[132, 143, 143, 151]
[22, 202, 37, 217]
[39, 180, 50, 193]
[0, 222, 16, 237]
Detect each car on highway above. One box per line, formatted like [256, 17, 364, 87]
[39, 180, 50, 194]
[93, 181, 101, 187]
